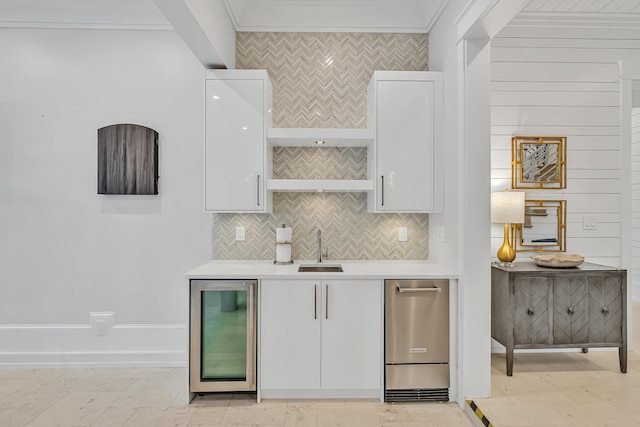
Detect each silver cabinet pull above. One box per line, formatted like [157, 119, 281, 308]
[381, 175, 384, 206]
[397, 286, 441, 293]
[568, 307, 574, 315]
[256, 175, 261, 206]
[527, 308, 535, 316]
[602, 306, 609, 315]
[314, 284, 317, 320]
[325, 284, 329, 320]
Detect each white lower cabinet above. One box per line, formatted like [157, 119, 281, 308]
[259, 279, 382, 397]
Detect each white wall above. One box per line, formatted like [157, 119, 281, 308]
[0, 28, 211, 366]
[428, 0, 463, 404]
[430, 0, 496, 404]
[633, 108, 640, 301]
[490, 23, 640, 269]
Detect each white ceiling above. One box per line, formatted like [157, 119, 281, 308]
[1, 0, 640, 31]
[222, 0, 448, 33]
[517, 0, 640, 27]
[0, 0, 170, 30]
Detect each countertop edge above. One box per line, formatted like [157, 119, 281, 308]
[184, 260, 458, 280]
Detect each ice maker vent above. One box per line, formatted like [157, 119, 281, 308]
[385, 388, 449, 403]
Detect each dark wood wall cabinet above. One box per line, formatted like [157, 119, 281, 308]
[491, 262, 627, 376]
[98, 124, 158, 195]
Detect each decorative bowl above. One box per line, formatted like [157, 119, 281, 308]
[531, 254, 584, 268]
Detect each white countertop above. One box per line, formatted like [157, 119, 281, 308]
[185, 260, 457, 280]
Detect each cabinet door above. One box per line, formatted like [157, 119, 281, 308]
[375, 79, 436, 212]
[588, 275, 624, 344]
[321, 280, 382, 389]
[260, 280, 321, 389]
[513, 276, 552, 345]
[205, 78, 266, 212]
[553, 276, 589, 344]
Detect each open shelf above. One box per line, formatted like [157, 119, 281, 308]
[267, 128, 374, 147]
[267, 179, 374, 192]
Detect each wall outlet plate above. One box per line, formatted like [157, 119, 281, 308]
[437, 226, 447, 242]
[583, 215, 598, 230]
[90, 312, 115, 336]
[398, 227, 408, 242]
[236, 226, 246, 241]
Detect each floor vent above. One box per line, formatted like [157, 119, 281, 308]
[385, 388, 449, 402]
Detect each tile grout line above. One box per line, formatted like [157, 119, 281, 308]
[466, 399, 494, 427]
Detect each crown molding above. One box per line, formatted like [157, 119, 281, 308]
[0, 21, 173, 30]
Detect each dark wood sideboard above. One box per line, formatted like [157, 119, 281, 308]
[491, 261, 627, 376]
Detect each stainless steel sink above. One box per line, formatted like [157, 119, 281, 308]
[298, 264, 343, 272]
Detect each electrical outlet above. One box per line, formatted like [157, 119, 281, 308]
[584, 215, 598, 230]
[398, 227, 408, 242]
[437, 226, 447, 242]
[235, 226, 245, 241]
[95, 319, 108, 336]
[90, 312, 115, 337]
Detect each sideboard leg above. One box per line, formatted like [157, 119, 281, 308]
[506, 348, 514, 376]
[619, 346, 627, 373]
[581, 347, 588, 353]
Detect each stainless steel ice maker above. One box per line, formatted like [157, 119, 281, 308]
[385, 279, 449, 402]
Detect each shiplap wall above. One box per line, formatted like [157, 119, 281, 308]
[490, 23, 636, 268]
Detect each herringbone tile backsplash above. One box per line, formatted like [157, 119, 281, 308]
[212, 32, 430, 261]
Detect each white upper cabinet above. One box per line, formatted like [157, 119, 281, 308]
[367, 71, 443, 213]
[204, 70, 272, 212]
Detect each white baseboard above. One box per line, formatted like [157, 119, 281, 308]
[0, 323, 187, 368]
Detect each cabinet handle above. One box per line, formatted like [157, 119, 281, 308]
[381, 175, 384, 206]
[397, 286, 441, 293]
[325, 284, 329, 320]
[314, 284, 317, 320]
[527, 308, 535, 316]
[602, 306, 609, 315]
[256, 175, 261, 206]
[568, 307, 574, 315]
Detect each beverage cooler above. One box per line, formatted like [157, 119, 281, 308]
[189, 280, 257, 393]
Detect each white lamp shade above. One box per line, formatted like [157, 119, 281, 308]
[491, 191, 525, 224]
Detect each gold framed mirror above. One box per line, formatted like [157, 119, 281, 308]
[511, 199, 566, 253]
[512, 136, 566, 189]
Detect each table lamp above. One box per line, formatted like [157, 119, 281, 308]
[491, 191, 525, 266]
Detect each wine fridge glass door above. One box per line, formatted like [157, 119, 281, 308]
[190, 280, 257, 393]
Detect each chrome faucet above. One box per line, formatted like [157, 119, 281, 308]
[316, 229, 327, 263]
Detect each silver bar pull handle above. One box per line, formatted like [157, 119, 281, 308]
[381, 175, 384, 206]
[325, 284, 329, 319]
[256, 175, 261, 206]
[314, 284, 317, 319]
[248, 283, 256, 388]
[397, 286, 442, 293]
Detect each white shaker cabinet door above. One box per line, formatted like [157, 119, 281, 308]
[260, 280, 321, 390]
[321, 280, 382, 390]
[205, 76, 267, 212]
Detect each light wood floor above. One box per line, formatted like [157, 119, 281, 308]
[474, 301, 640, 426]
[0, 302, 637, 426]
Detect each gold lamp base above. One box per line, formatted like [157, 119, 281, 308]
[496, 223, 516, 266]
